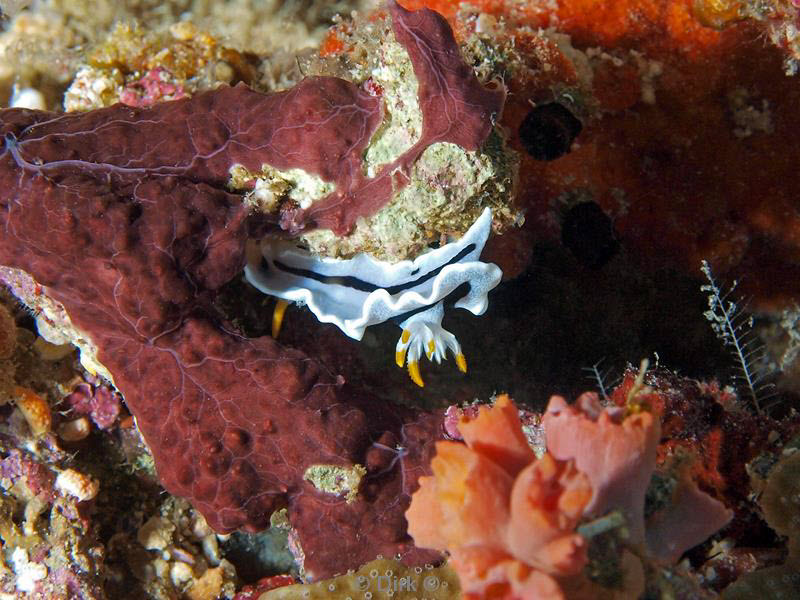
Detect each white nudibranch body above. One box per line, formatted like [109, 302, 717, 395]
[244, 208, 502, 386]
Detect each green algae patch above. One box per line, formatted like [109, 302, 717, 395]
[261, 557, 461, 600]
[359, 23, 422, 178]
[303, 464, 366, 504]
[299, 129, 519, 262]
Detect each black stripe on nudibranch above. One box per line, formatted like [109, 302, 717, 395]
[272, 243, 477, 295]
[389, 282, 472, 325]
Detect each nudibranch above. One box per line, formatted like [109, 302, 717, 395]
[244, 208, 502, 386]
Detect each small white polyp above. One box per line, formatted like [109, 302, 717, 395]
[244, 208, 502, 382]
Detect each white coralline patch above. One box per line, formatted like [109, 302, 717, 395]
[245, 208, 502, 385]
[303, 464, 367, 503]
[63, 65, 123, 112]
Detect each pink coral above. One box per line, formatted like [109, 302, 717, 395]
[406, 395, 591, 599]
[119, 67, 188, 108]
[543, 392, 660, 545]
[645, 465, 733, 563]
[444, 401, 545, 451]
[543, 391, 732, 562]
[65, 377, 121, 430]
[0, 449, 56, 501]
[442, 404, 479, 439]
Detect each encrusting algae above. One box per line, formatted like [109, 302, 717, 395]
[723, 449, 800, 598]
[260, 556, 461, 600]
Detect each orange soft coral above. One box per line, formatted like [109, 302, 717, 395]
[406, 395, 592, 599]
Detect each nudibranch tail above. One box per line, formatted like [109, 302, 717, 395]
[394, 302, 466, 387]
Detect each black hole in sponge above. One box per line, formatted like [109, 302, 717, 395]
[519, 102, 582, 161]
